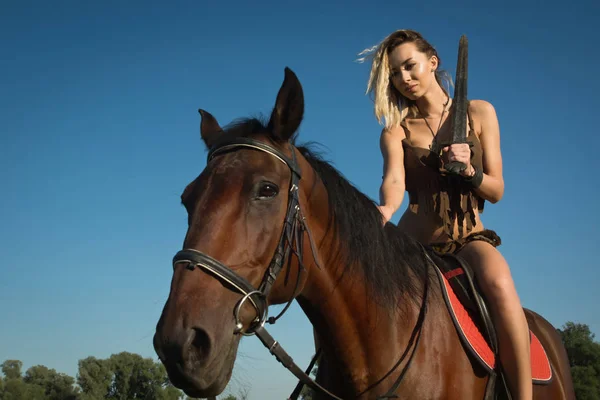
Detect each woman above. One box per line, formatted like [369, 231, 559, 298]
[359, 29, 532, 399]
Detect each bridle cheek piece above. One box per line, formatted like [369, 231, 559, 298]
[172, 136, 308, 336]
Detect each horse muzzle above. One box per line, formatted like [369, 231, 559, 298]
[153, 320, 239, 397]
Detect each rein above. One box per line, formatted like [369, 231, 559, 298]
[172, 137, 433, 399]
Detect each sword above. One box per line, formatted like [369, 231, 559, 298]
[445, 35, 469, 175]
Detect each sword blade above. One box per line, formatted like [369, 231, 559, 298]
[446, 35, 469, 174]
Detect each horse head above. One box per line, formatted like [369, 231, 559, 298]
[153, 68, 322, 398]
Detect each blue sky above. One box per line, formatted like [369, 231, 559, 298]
[1, 0, 599, 398]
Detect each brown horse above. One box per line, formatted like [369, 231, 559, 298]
[153, 68, 575, 399]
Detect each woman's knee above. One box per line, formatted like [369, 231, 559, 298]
[459, 242, 518, 305]
[484, 273, 519, 307]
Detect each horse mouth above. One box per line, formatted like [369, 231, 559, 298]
[170, 370, 228, 398]
[162, 335, 239, 398]
[165, 358, 234, 397]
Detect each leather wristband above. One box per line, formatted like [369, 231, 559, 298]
[463, 166, 483, 188]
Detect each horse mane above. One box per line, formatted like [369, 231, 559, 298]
[218, 117, 430, 309]
[295, 145, 431, 308]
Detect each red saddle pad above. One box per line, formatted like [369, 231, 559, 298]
[437, 268, 553, 384]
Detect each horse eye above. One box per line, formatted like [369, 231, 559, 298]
[257, 182, 279, 199]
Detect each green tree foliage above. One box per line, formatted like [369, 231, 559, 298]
[108, 352, 164, 399]
[77, 356, 113, 400]
[558, 322, 600, 400]
[24, 365, 80, 400]
[218, 389, 249, 400]
[1, 352, 185, 400]
[160, 384, 185, 400]
[2, 378, 46, 400]
[1, 360, 23, 380]
[0, 360, 68, 400]
[76, 351, 183, 400]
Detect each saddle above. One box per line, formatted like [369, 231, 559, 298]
[427, 249, 553, 400]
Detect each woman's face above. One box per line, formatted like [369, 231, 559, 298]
[388, 42, 437, 100]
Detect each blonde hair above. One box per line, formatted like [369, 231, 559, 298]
[357, 29, 453, 129]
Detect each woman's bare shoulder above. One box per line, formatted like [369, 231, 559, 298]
[380, 124, 407, 141]
[379, 125, 406, 155]
[469, 99, 497, 119]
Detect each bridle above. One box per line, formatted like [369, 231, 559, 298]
[171, 136, 431, 400]
[174, 137, 303, 333]
[172, 136, 343, 398]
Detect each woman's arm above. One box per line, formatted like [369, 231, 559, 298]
[378, 126, 407, 221]
[444, 100, 504, 203]
[470, 100, 504, 203]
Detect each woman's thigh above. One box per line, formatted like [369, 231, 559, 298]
[457, 240, 518, 303]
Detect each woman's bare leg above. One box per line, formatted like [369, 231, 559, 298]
[459, 241, 532, 400]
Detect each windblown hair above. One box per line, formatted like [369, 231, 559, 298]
[216, 116, 431, 310]
[357, 29, 453, 129]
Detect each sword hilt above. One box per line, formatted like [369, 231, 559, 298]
[444, 161, 467, 175]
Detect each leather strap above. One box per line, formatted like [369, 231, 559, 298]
[254, 326, 344, 400]
[208, 136, 302, 178]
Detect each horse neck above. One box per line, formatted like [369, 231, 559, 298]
[296, 160, 427, 395]
[296, 240, 427, 396]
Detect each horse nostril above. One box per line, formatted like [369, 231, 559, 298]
[188, 328, 211, 363]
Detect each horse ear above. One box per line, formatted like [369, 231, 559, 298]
[198, 109, 222, 148]
[267, 67, 304, 141]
